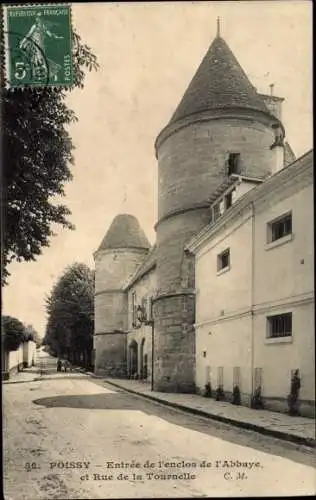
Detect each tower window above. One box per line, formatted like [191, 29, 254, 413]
[227, 153, 241, 175]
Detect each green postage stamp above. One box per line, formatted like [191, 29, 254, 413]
[4, 3, 73, 88]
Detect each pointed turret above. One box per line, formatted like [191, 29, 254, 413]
[97, 214, 151, 252]
[168, 32, 270, 127]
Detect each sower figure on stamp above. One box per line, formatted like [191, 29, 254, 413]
[19, 12, 64, 81]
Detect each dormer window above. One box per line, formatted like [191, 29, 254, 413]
[227, 153, 241, 175]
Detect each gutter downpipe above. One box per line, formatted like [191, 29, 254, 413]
[250, 201, 255, 399]
[151, 320, 154, 391]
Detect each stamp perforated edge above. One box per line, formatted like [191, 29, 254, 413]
[2, 2, 73, 91]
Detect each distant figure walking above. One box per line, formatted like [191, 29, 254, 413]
[63, 359, 70, 372]
[57, 359, 62, 372]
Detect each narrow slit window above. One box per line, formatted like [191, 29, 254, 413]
[132, 292, 136, 327]
[227, 153, 241, 175]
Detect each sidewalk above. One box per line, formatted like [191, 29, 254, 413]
[2, 367, 41, 384]
[102, 377, 316, 448]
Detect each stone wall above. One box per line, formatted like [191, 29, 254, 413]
[157, 117, 275, 221]
[95, 292, 127, 334]
[94, 246, 149, 376]
[153, 293, 196, 392]
[94, 333, 127, 377]
[156, 210, 211, 294]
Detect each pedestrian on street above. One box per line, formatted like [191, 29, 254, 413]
[57, 359, 62, 372]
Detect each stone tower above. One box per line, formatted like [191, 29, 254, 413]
[94, 214, 151, 376]
[153, 28, 285, 392]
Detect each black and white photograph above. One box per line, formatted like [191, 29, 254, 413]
[1, 1, 314, 498]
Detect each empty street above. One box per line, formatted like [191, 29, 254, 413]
[3, 352, 315, 499]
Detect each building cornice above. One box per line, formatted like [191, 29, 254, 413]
[154, 289, 196, 302]
[94, 289, 126, 298]
[253, 291, 314, 315]
[195, 291, 314, 329]
[155, 107, 283, 155]
[258, 93, 285, 102]
[93, 246, 149, 261]
[94, 330, 127, 336]
[154, 203, 210, 231]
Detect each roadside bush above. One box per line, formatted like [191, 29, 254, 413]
[203, 382, 212, 398]
[251, 386, 264, 409]
[287, 369, 301, 416]
[231, 385, 241, 405]
[215, 385, 225, 401]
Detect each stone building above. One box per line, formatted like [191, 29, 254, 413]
[93, 25, 314, 410]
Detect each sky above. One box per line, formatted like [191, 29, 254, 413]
[2, 1, 313, 337]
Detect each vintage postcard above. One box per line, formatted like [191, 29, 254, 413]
[1, 1, 314, 499]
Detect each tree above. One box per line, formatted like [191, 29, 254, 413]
[45, 263, 94, 368]
[1, 24, 99, 285]
[2, 315, 26, 352]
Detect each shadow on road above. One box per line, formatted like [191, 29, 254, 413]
[33, 392, 150, 411]
[32, 389, 316, 469]
[34, 375, 91, 381]
[30, 353, 316, 469]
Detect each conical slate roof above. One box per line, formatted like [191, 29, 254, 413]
[168, 34, 270, 126]
[97, 214, 151, 251]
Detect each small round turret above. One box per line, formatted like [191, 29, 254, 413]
[94, 214, 150, 376]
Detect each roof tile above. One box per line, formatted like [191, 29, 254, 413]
[97, 214, 151, 251]
[169, 35, 270, 125]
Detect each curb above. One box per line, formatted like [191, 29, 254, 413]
[103, 379, 316, 449]
[3, 378, 39, 385]
[74, 369, 104, 378]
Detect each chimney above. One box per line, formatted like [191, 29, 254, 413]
[259, 84, 284, 121]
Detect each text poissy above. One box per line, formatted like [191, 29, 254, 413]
[50, 461, 90, 470]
